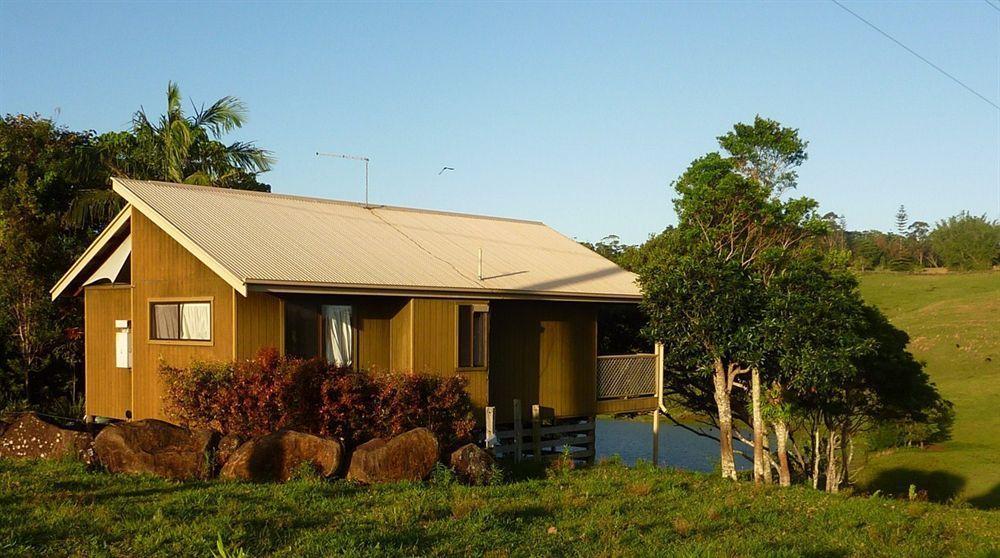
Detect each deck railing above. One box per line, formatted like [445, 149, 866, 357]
[485, 400, 595, 463]
[596, 353, 656, 400]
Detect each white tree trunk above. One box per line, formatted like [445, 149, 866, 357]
[774, 419, 791, 487]
[825, 429, 840, 493]
[812, 428, 822, 490]
[751, 368, 765, 485]
[713, 359, 738, 481]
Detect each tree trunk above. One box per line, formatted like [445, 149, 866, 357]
[762, 427, 773, 485]
[774, 419, 791, 487]
[812, 427, 822, 490]
[841, 426, 851, 488]
[713, 358, 738, 481]
[751, 368, 765, 485]
[825, 429, 840, 493]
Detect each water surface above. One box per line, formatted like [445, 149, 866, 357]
[595, 418, 751, 472]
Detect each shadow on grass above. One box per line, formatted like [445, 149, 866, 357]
[966, 483, 1000, 510]
[864, 468, 965, 504]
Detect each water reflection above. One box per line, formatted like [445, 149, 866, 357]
[595, 418, 751, 472]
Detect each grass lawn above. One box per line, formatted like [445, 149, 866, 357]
[856, 271, 1000, 509]
[2, 458, 999, 557]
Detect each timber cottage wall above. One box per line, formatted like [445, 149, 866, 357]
[83, 285, 131, 419]
[131, 209, 236, 419]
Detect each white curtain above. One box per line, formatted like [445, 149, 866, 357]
[322, 305, 353, 366]
[180, 303, 211, 340]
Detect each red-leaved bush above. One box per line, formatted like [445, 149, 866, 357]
[161, 348, 476, 450]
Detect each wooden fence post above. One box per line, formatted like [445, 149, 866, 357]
[513, 399, 522, 463]
[485, 406, 496, 449]
[653, 342, 665, 467]
[532, 404, 542, 459]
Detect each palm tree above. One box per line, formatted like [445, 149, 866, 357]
[67, 82, 274, 226]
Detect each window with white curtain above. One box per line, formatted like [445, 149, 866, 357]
[322, 305, 353, 367]
[150, 301, 211, 341]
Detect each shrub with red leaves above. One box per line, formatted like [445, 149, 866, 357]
[162, 348, 476, 449]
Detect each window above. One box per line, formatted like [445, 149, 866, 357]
[150, 301, 211, 341]
[458, 304, 488, 368]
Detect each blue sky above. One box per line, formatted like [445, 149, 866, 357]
[2, 1, 997, 244]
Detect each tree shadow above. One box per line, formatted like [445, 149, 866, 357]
[864, 467, 965, 504]
[966, 482, 1000, 510]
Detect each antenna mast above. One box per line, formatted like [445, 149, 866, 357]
[316, 151, 371, 206]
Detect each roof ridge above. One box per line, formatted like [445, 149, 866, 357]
[118, 179, 546, 225]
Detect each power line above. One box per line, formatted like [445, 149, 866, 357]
[830, 0, 999, 111]
[985, 0, 1000, 14]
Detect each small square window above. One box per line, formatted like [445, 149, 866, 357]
[151, 301, 211, 341]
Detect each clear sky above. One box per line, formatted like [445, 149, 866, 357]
[2, 1, 997, 244]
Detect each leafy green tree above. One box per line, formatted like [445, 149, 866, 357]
[68, 82, 274, 226]
[0, 115, 102, 411]
[929, 212, 1000, 271]
[717, 115, 807, 195]
[641, 126, 820, 480]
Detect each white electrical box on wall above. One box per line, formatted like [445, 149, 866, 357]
[115, 320, 132, 369]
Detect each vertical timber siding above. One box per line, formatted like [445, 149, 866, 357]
[131, 210, 235, 420]
[489, 301, 597, 422]
[84, 285, 132, 419]
[410, 298, 489, 411]
[389, 299, 413, 372]
[235, 292, 283, 359]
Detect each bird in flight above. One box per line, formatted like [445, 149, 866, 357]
[438, 166, 455, 175]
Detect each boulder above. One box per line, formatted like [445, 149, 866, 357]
[219, 430, 344, 482]
[215, 434, 243, 469]
[93, 419, 218, 480]
[347, 427, 439, 484]
[450, 443, 496, 485]
[0, 412, 94, 463]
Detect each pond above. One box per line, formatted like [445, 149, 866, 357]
[595, 418, 752, 472]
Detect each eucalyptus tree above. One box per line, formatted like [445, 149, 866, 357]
[67, 82, 274, 226]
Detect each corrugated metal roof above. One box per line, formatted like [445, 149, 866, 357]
[112, 178, 641, 301]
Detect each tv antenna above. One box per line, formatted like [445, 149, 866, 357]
[316, 151, 371, 206]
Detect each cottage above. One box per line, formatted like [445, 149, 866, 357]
[51, 179, 645, 434]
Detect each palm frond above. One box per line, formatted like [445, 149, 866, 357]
[64, 189, 124, 229]
[225, 141, 275, 174]
[192, 96, 247, 138]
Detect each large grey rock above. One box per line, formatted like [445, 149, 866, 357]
[347, 427, 439, 484]
[93, 419, 218, 480]
[0, 412, 94, 463]
[219, 430, 344, 482]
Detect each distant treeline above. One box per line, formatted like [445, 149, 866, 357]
[825, 207, 999, 272]
[587, 206, 999, 274]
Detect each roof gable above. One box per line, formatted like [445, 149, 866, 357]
[57, 178, 640, 302]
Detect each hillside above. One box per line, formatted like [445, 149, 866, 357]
[1, 458, 998, 557]
[857, 271, 1000, 508]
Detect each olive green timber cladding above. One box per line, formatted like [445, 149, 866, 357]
[130, 209, 236, 420]
[389, 299, 413, 372]
[489, 301, 597, 422]
[235, 292, 284, 359]
[84, 285, 132, 420]
[409, 298, 489, 411]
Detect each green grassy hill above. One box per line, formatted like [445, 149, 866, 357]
[857, 271, 1000, 508]
[1, 458, 998, 557]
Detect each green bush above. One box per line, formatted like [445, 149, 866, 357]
[929, 212, 1000, 271]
